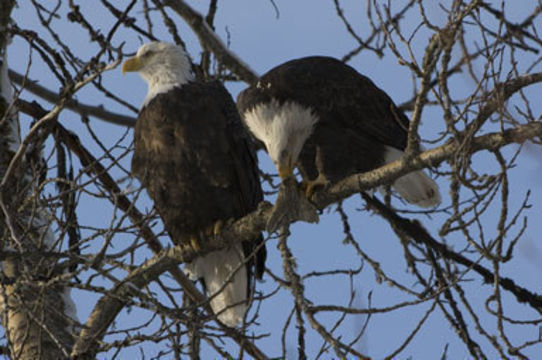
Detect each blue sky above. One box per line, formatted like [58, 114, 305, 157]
[8, 1, 542, 358]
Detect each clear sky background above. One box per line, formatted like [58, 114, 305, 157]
[7, 1, 542, 359]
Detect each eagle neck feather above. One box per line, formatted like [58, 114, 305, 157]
[143, 82, 184, 108]
[140, 62, 195, 108]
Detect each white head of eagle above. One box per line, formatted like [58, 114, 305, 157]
[243, 99, 318, 179]
[122, 41, 195, 106]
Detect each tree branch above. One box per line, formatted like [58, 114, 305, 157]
[360, 193, 542, 314]
[21, 98, 542, 332]
[17, 69, 542, 355]
[161, 0, 259, 84]
[64, 121, 542, 343]
[314, 121, 542, 207]
[9, 69, 136, 127]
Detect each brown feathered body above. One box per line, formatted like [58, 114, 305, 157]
[132, 80, 266, 326]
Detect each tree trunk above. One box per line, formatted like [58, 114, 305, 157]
[0, 2, 76, 358]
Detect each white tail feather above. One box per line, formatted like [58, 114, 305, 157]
[392, 170, 441, 207]
[184, 244, 247, 326]
[384, 146, 441, 208]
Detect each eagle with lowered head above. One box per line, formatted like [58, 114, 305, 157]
[237, 56, 440, 218]
[122, 42, 266, 326]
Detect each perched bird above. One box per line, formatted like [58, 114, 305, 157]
[237, 56, 440, 218]
[122, 42, 266, 326]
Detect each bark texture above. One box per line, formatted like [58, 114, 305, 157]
[0, 2, 75, 358]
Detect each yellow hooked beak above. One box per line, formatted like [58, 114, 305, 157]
[277, 155, 294, 180]
[121, 56, 142, 74]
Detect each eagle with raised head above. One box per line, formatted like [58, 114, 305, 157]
[237, 56, 440, 213]
[122, 42, 266, 326]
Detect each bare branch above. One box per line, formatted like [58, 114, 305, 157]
[161, 0, 259, 84]
[9, 70, 136, 127]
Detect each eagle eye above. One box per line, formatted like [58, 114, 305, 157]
[141, 50, 154, 58]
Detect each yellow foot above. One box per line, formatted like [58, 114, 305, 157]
[203, 218, 234, 238]
[301, 175, 330, 198]
[213, 219, 224, 236]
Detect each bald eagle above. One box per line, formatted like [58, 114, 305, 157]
[122, 42, 266, 326]
[237, 56, 440, 210]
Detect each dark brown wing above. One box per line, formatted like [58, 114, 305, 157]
[132, 81, 266, 279]
[238, 56, 410, 151]
[215, 83, 267, 280]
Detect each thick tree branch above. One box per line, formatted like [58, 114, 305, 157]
[1, 6, 77, 358]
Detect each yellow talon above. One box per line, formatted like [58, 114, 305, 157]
[190, 236, 201, 252]
[213, 219, 224, 236]
[304, 182, 317, 198]
[302, 174, 329, 198]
